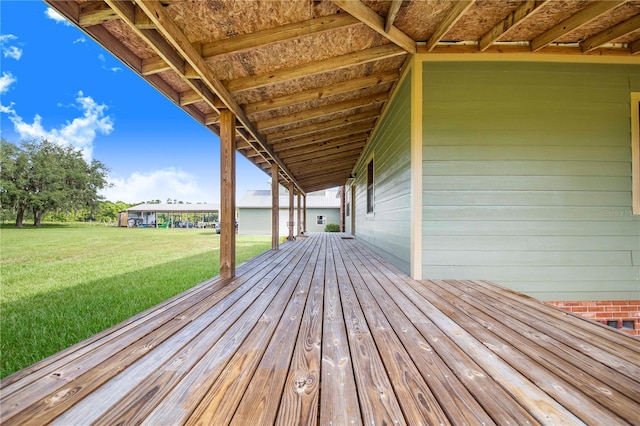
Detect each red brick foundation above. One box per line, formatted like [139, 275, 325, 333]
[546, 300, 640, 337]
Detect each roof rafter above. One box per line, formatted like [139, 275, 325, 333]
[631, 39, 640, 54]
[130, 0, 304, 194]
[202, 14, 361, 58]
[265, 110, 379, 143]
[226, 44, 406, 93]
[244, 70, 398, 116]
[284, 147, 365, 167]
[531, 0, 626, 52]
[271, 123, 374, 150]
[581, 14, 640, 53]
[385, 0, 404, 33]
[78, 1, 119, 27]
[276, 135, 368, 159]
[479, 0, 546, 51]
[331, 0, 416, 53]
[425, 0, 475, 51]
[256, 93, 387, 132]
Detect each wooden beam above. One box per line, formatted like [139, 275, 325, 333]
[288, 157, 361, 175]
[386, 0, 403, 33]
[479, 0, 545, 51]
[631, 39, 640, 54]
[581, 14, 640, 53]
[257, 92, 387, 132]
[303, 195, 307, 233]
[286, 151, 363, 169]
[180, 89, 201, 106]
[220, 110, 236, 279]
[277, 136, 368, 159]
[244, 70, 398, 116]
[226, 44, 405, 93]
[531, 1, 625, 52]
[271, 163, 279, 250]
[297, 192, 302, 236]
[202, 14, 360, 58]
[134, 0, 304, 194]
[284, 147, 365, 168]
[79, 2, 119, 27]
[331, 0, 415, 53]
[287, 183, 295, 241]
[272, 124, 373, 151]
[265, 111, 379, 142]
[141, 55, 170, 76]
[425, 0, 475, 51]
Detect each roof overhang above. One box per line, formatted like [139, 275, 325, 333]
[45, 0, 640, 193]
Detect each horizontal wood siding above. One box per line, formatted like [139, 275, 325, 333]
[238, 208, 339, 235]
[422, 62, 640, 301]
[353, 71, 412, 272]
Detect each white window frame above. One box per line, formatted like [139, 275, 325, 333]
[316, 215, 326, 226]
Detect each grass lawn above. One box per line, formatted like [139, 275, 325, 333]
[0, 223, 271, 379]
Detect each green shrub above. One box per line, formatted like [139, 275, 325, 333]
[324, 223, 340, 232]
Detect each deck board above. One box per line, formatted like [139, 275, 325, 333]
[2, 233, 639, 425]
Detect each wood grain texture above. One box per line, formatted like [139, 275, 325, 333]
[3, 234, 639, 425]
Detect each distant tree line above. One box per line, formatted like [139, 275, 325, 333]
[1, 139, 111, 227]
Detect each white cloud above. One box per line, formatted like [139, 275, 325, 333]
[0, 34, 23, 60]
[0, 91, 113, 160]
[45, 7, 71, 25]
[0, 72, 17, 94]
[101, 167, 213, 204]
[98, 53, 122, 72]
[73, 37, 86, 44]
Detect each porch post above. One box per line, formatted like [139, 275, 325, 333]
[287, 183, 295, 241]
[271, 163, 279, 250]
[340, 185, 345, 232]
[303, 195, 307, 234]
[220, 109, 236, 279]
[297, 192, 302, 236]
[410, 58, 423, 280]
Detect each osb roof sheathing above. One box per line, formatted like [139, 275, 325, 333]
[46, 0, 640, 194]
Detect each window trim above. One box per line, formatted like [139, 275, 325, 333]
[632, 93, 639, 215]
[316, 214, 326, 226]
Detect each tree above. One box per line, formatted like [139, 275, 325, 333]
[0, 139, 110, 227]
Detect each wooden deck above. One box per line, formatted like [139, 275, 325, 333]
[1, 233, 639, 425]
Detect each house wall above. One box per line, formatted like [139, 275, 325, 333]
[352, 71, 412, 273]
[421, 61, 640, 301]
[238, 208, 339, 235]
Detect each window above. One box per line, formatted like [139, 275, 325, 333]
[367, 158, 374, 213]
[632, 93, 639, 215]
[316, 215, 326, 226]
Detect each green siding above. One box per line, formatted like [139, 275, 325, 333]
[422, 62, 640, 301]
[352, 71, 412, 272]
[238, 208, 339, 235]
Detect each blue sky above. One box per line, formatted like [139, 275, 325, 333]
[0, 1, 272, 204]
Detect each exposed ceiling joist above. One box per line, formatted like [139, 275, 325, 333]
[479, 0, 546, 52]
[385, 1, 404, 33]
[129, 0, 304, 194]
[581, 14, 640, 53]
[226, 44, 405, 93]
[331, 0, 416, 53]
[276, 135, 368, 158]
[531, 0, 626, 52]
[256, 93, 387, 132]
[285, 148, 365, 167]
[244, 70, 398, 116]
[631, 39, 640, 54]
[78, 2, 118, 27]
[265, 110, 380, 143]
[201, 14, 361, 58]
[425, 0, 475, 51]
[272, 123, 373, 151]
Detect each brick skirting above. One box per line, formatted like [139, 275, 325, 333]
[546, 300, 640, 337]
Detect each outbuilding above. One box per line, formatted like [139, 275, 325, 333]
[124, 203, 219, 228]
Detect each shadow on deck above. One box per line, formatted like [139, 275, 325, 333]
[1, 233, 639, 425]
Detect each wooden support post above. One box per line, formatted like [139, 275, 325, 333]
[340, 185, 345, 232]
[303, 195, 307, 234]
[297, 192, 302, 236]
[220, 109, 236, 279]
[287, 183, 295, 241]
[271, 163, 279, 250]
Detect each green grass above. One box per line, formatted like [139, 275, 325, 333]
[0, 223, 271, 378]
